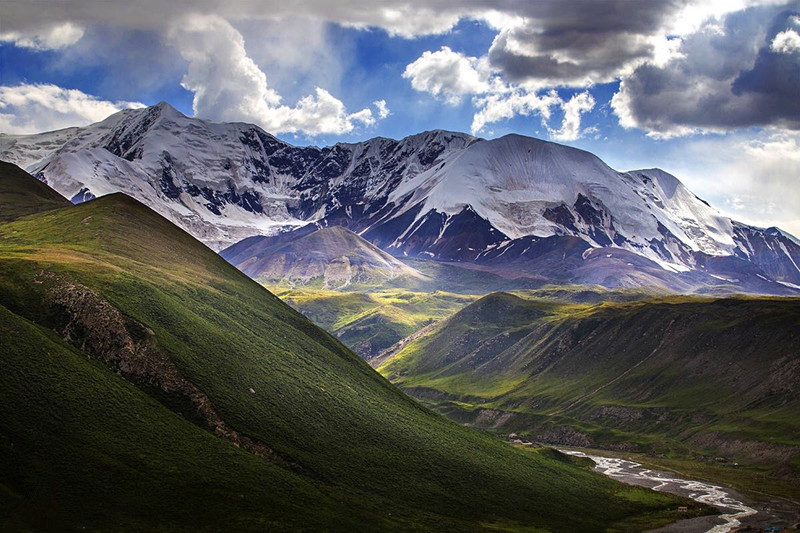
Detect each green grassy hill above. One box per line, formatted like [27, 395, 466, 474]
[379, 292, 800, 499]
[0, 164, 700, 531]
[273, 288, 478, 359]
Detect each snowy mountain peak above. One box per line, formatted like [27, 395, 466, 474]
[153, 101, 182, 114]
[2, 102, 799, 293]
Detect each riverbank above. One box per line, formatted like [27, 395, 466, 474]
[560, 449, 799, 533]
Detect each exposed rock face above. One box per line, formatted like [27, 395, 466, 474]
[533, 426, 593, 448]
[471, 408, 516, 429]
[39, 271, 289, 466]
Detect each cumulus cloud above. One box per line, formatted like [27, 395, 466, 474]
[402, 44, 600, 139]
[0, 83, 144, 134]
[402, 45, 599, 139]
[3, 1, 798, 140]
[235, 17, 348, 100]
[612, 7, 800, 137]
[0, 22, 84, 50]
[470, 89, 561, 134]
[393, 1, 799, 138]
[771, 28, 800, 52]
[488, 22, 667, 89]
[403, 47, 489, 104]
[0, 1, 470, 41]
[373, 100, 390, 119]
[399, 1, 740, 138]
[549, 92, 596, 141]
[169, 14, 379, 135]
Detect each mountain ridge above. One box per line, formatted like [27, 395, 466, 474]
[2, 102, 799, 294]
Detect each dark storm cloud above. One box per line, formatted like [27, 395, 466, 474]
[613, 6, 800, 136]
[487, 0, 686, 86]
[1, 0, 687, 42]
[733, 11, 800, 124]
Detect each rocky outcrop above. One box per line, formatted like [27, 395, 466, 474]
[533, 426, 593, 448]
[38, 271, 292, 468]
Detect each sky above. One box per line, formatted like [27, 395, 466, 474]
[1, 0, 799, 235]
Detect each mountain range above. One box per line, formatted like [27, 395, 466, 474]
[3, 102, 799, 294]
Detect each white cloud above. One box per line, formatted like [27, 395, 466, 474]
[394, 1, 798, 139]
[664, 0, 778, 36]
[235, 17, 348, 100]
[402, 46, 597, 139]
[549, 92, 596, 141]
[3, 1, 796, 143]
[373, 100, 390, 119]
[0, 83, 144, 134]
[403, 47, 489, 105]
[771, 28, 800, 54]
[643, 132, 800, 237]
[0, 22, 84, 50]
[401, 45, 580, 137]
[341, 6, 462, 38]
[169, 14, 381, 136]
[470, 89, 562, 134]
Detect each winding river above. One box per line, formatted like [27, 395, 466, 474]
[561, 451, 757, 533]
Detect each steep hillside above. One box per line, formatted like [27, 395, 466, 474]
[3, 103, 800, 293]
[379, 292, 800, 497]
[0, 165, 698, 531]
[221, 225, 426, 289]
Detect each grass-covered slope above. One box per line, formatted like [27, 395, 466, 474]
[0, 160, 70, 222]
[0, 166, 699, 531]
[273, 288, 478, 359]
[274, 285, 662, 361]
[379, 292, 800, 497]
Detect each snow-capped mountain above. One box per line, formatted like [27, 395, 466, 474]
[2, 102, 798, 293]
[0, 102, 476, 250]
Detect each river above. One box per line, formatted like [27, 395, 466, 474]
[560, 450, 794, 533]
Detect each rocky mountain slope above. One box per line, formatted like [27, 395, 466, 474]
[377, 291, 800, 492]
[221, 225, 426, 289]
[0, 163, 703, 531]
[2, 102, 798, 293]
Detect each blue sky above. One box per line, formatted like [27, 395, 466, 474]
[1, 1, 799, 234]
